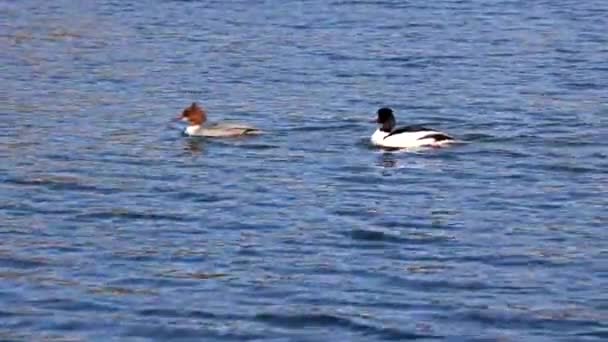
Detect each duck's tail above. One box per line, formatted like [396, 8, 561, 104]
[243, 128, 264, 135]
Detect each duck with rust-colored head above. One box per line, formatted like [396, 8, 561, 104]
[179, 102, 262, 137]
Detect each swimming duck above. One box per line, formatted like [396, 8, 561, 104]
[370, 107, 454, 148]
[179, 102, 262, 137]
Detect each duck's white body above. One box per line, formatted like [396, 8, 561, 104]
[370, 128, 454, 149]
[184, 123, 261, 137]
[370, 107, 455, 149]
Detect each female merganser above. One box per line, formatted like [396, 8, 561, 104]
[179, 102, 262, 137]
[370, 107, 454, 149]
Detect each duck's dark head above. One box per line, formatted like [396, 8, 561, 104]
[376, 107, 396, 132]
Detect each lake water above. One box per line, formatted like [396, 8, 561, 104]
[1, 0, 607, 340]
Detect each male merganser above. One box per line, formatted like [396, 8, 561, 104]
[179, 102, 262, 137]
[370, 107, 454, 149]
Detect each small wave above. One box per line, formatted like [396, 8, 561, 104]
[0, 256, 50, 269]
[166, 191, 230, 203]
[157, 269, 228, 280]
[451, 306, 607, 332]
[5, 176, 117, 195]
[135, 308, 243, 321]
[286, 123, 363, 132]
[28, 298, 118, 313]
[74, 209, 194, 222]
[575, 330, 608, 339]
[349, 228, 453, 245]
[460, 133, 496, 142]
[122, 324, 264, 340]
[0, 202, 79, 216]
[255, 312, 437, 339]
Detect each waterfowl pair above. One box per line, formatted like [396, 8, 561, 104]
[177, 103, 454, 148]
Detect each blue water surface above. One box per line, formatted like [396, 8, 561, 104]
[1, 0, 607, 340]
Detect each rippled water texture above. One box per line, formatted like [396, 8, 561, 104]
[1, 0, 607, 340]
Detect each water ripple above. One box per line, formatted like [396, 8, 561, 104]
[2, 0, 607, 340]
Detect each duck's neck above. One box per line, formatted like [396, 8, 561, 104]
[381, 117, 395, 132]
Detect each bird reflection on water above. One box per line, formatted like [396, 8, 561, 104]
[375, 150, 454, 173]
[377, 152, 398, 169]
[183, 139, 205, 155]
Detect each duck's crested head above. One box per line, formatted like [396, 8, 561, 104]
[376, 107, 394, 123]
[181, 102, 207, 126]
